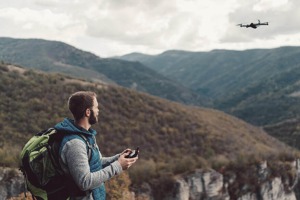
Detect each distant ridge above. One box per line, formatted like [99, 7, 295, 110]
[120, 46, 300, 126]
[0, 37, 210, 107]
[120, 46, 300, 98]
[264, 118, 300, 150]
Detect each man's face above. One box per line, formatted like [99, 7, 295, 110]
[89, 97, 99, 125]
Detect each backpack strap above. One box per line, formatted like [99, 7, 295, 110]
[76, 134, 93, 161]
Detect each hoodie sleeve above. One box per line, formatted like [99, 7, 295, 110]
[101, 154, 121, 168]
[60, 138, 123, 191]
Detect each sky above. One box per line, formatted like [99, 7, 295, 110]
[0, 0, 299, 57]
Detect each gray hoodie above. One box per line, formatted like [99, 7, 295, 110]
[55, 118, 123, 200]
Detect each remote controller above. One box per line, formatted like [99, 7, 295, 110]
[125, 147, 139, 158]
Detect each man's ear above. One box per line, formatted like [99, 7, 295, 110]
[85, 108, 91, 117]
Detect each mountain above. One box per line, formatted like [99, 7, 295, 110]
[120, 47, 300, 126]
[0, 37, 210, 107]
[120, 47, 300, 99]
[0, 63, 297, 199]
[215, 66, 300, 126]
[0, 38, 114, 84]
[263, 118, 300, 150]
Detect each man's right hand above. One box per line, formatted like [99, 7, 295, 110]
[118, 150, 138, 170]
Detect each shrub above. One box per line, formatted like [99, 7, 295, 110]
[129, 159, 157, 185]
[210, 155, 230, 170]
[106, 172, 132, 200]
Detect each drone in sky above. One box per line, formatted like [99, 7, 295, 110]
[237, 20, 269, 29]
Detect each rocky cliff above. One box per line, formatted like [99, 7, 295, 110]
[171, 169, 297, 200]
[167, 160, 300, 200]
[2, 160, 300, 200]
[0, 167, 24, 200]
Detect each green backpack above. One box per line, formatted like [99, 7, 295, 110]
[20, 128, 91, 200]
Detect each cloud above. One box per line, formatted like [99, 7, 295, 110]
[84, 0, 177, 46]
[0, 0, 300, 56]
[253, 0, 289, 12]
[221, 0, 300, 44]
[0, 6, 85, 42]
[83, 0, 238, 53]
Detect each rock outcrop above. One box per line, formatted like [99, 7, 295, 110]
[0, 167, 24, 200]
[1, 160, 300, 200]
[170, 160, 300, 200]
[173, 169, 229, 200]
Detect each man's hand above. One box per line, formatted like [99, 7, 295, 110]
[118, 149, 138, 170]
[120, 149, 132, 155]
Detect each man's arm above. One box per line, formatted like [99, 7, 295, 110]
[60, 139, 123, 191]
[101, 154, 120, 168]
[101, 148, 135, 167]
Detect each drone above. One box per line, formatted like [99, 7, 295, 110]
[237, 20, 268, 29]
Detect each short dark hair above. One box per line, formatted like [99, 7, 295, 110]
[68, 91, 96, 120]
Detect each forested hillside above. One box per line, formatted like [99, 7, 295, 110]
[4, 37, 300, 129]
[264, 118, 300, 149]
[120, 47, 300, 99]
[0, 63, 297, 199]
[215, 66, 300, 125]
[120, 47, 300, 127]
[0, 37, 209, 107]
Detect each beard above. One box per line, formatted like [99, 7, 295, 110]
[89, 110, 98, 125]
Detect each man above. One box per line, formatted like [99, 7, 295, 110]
[54, 91, 138, 199]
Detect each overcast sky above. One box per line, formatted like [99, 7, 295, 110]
[0, 0, 299, 57]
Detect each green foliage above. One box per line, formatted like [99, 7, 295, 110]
[172, 157, 197, 174]
[106, 173, 132, 200]
[209, 155, 230, 170]
[151, 175, 175, 200]
[216, 67, 300, 126]
[121, 47, 300, 128]
[129, 159, 157, 185]
[264, 119, 300, 150]
[121, 47, 300, 100]
[0, 146, 20, 167]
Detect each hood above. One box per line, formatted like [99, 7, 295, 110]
[54, 118, 97, 136]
